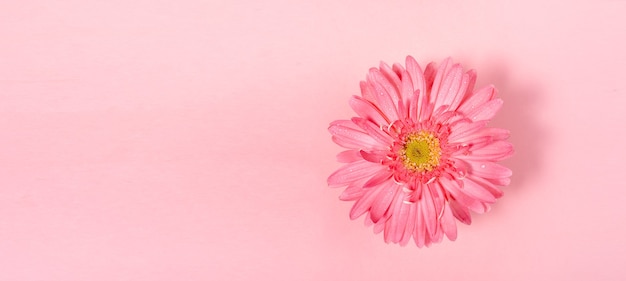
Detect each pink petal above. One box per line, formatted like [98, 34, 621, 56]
[372, 216, 385, 234]
[465, 136, 494, 150]
[394, 66, 415, 97]
[349, 95, 389, 126]
[468, 200, 487, 214]
[391, 62, 405, 77]
[468, 161, 513, 179]
[370, 181, 399, 223]
[449, 70, 476, 111]
[481, 127, 511, 141]
[405, 56, 427, 121]
[359, 80, 377, 104]
[420, 183, 437, 235]
[481, 203, 491, 213]
[468, 175, 504, 198]
[329, 119, 356, 127]
[433, 64, 463, 111]
[405, 178, 421, 203]
[449, 199, 472, 225]
[349, 182, 388, 219]
[329, 121, 387, 150]
[453, 127, 511, 147]
[330, 135, 368, 150]
[400, 203, 417, 246]
[339, 186, 365, 201]
[438, 177, 486, 213]
[405, 56, 426, 95]
[396, 69, 414, 120]
[419, 101, 434, 122]
[429, 58, 451, 102]
[459, 177, 497, 203]
[353, 118, 394, 147]
[441, 204, 458, 241]
[339, 176, 371, 201]
[414, 203, 426, 248]
[459, 140, 514, 162]
[423, 62, 437, 93]
[409, 89, 421, 124]
[359, 150, 387, 164]
[430, 220, 444, 244]
[380, 62, 402, 97]
[466, 98, 503, 121]
[362, 169, 392, 188]
[371, 68, 400, 102]
[366, 71, 399, 122]
[448, 119, 488, 141]
[430, 180, 447, 219]
[336, 150, 361, 163]
[432, 108, 459, 125]
[384, 191, 409, 244]
[396, 97, 408, 122]
[364, 213, 373, 226]
[328, 160, 385, 187]
[464, 70, 477, 100]
[457, 85, 496, 115]
[486, 177, 511, 187]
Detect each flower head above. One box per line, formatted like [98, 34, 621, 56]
[328, 56, 513, 247]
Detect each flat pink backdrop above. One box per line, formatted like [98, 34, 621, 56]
[1, 0, 625, 280]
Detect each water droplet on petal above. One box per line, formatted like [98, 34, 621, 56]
[480, 164, 486, 169]
[457, 169, 467, 180]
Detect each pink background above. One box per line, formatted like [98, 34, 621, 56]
[1, 0, 626, 280]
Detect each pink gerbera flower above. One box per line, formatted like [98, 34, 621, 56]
[328, 56, 513, 247]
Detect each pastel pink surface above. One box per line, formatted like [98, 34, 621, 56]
[1, 1, 625, 280]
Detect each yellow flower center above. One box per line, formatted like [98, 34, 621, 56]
[401, 131, 442, 172]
